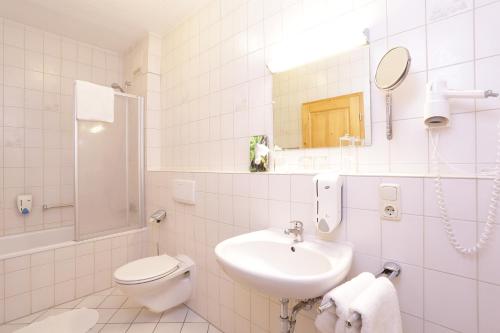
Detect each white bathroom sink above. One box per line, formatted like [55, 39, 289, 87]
[214, 229, 353, 299]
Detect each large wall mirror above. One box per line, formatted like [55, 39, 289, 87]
[272, 45, 371, 150]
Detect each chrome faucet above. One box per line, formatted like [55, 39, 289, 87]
[284, 221, 304, 242]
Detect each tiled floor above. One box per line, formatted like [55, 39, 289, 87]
[0, 288, 221, 333]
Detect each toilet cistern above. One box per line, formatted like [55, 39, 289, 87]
[284, 221, 304, 242]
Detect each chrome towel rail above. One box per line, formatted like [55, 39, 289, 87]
[43, 203, 74, 210]
[317, 261, 401, 318]
[346, 262, 401, 328]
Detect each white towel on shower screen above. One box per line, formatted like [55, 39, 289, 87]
[75, 80, 115, 123]
[349, 276, 403, 333]
[314, 272, 375, 333]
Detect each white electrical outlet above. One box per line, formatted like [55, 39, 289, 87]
[379, 183, 400, 221]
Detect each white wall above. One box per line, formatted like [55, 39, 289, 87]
[124, 34, 163, 169]
[147, 171, 500, 333]
[149, 0, 500, 332]
[159, 0, 500, 176]
[0, 18, 124, 237]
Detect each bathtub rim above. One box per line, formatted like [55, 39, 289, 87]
[0, 226, 147, 261]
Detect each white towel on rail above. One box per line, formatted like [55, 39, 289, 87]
[75, 80, 115, 123]
[349, 276, 402, 333]
[314, 272, 375, 333]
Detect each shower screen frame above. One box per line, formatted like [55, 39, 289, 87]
[74, 92, 145, 241]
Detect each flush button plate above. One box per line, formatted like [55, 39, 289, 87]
[379, 183, 401, 221]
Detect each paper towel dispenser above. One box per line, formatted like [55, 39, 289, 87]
[313, 173, 343, 235]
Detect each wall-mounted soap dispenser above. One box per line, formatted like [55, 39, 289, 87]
[17, 194, 32, 215]
[313, 173, 343, 235]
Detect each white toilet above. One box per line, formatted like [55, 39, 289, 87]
[113, 254, 195, 313]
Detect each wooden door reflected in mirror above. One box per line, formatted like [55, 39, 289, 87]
[301, 92, 364, 148]
[272, 45, 371, 150]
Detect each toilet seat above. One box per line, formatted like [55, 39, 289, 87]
[114, 255, 180, 285]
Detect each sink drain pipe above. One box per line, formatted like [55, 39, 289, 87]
[280, 297, 321, 333]
[280, 298, 290, 333]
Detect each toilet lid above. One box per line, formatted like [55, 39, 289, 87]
[113, 255, 180, 284]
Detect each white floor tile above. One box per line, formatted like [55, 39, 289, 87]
[160, 305, 188, 323]
[185, 310, 207, 323]
[154, 323, 183, 333]
[9, 311, 45, 324]
[127, 323, 158, 333]
[88, 323, 105, 332]
[121, 298, 143, 308]
[100, 323, 130, 333]
[111, 288, 125, 295]
[181, 323, 209, 333]
[208, 325, 222, 333]
[77, 295, 107, 309]
[97, 308, 119, 324]
[0, 324, 27, 333]
[54, 298, 83, 309]
[0, 287, 211, 333]
[34, 308, 68, 321]
[108, 308, 141, 324]
[94, 288, 115, 296]
[135, 308, 163, 323]
[99, 295, 127, 308]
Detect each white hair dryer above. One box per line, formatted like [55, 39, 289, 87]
[425, 80, 500, 255]
[424, 80, 498, 127]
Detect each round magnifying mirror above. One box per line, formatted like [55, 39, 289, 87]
[375, 47, 411, 140]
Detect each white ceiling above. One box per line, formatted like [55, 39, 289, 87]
[0, 0, 209, 53]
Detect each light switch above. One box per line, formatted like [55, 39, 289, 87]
[380, 185, 398, 201]
[379, 183, 400, 221]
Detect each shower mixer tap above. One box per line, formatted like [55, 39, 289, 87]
[149, 210, 167, 224]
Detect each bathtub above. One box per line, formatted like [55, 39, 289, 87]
[0, 226, 148, 323]
[0, 226, 75, 260]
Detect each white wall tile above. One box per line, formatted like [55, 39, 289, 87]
[347, 208, 381, 256]
[4, 21, 25, 48]
[478, 224, 500, 284]
[427, 12, 474, 69]
[290, 175, 313, 204]
[5, 269, 30, 297]
[475, 2, 500, 59]
[382, 214, 423, 266]
[31, 263, 54, 289]
[268, 174, 290, 201]
[477, 109, 500, 165]
[424, 269, 477, 333]
[424, 217, 477, 278]
[387, 0, 425, 35]
[423, 178, 476, 221]
[388, 27, 427, 73]
[392, 263, 423, 317]
[389, 118, 428, 166]
[478, 281, 500, 333]
[5, 292, 30, 322]
[248, 174, 268, 199]
[346, 176, 380, 210]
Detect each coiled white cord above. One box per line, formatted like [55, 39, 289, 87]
[430, 123, 500, 255]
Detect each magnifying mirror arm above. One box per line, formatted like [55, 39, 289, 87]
[385, 93, 393, 140]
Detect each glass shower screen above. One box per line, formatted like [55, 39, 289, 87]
[75, 94, 144, 241]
